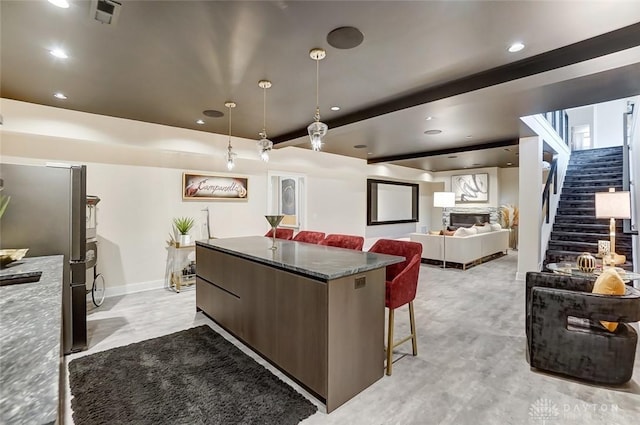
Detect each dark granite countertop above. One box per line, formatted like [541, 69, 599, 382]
[196, 236, 404, 281]
[0, 255, 63, 425]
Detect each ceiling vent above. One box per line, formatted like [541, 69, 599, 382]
[90, 0, 122, 25]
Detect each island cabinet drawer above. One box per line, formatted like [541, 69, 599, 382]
[196, 246, 240, 296]
[196, 277, 242, 337]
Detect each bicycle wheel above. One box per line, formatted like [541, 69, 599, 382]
[92, 273, 106, 307]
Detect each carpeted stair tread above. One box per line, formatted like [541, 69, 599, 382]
[551, 231, 629, 241]
[553, 221, 622, 230]
[556, 186, 623, 193]
[564, 172, 622, 181]
[563, 181, 622, 189]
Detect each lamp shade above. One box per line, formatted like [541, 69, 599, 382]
[434, 192, 455, 208]
[595, 191, 631, 219]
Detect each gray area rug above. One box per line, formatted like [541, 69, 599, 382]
[69, 325, 317, 424]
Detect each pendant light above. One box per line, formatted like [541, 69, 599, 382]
[224, 101, 237, 171]
[308, 48, 328, 152]
[257, 80, 273, 162]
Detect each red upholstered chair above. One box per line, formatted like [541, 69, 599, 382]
[319, 234, 364, 251]
[369, 239, 422, 375]
[264, 228, 294, 240]
[292, 230, 326, 244]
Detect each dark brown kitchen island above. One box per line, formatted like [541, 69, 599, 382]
[195, 236, 403, 412]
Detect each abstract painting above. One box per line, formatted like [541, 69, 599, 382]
[452, 173, 489, 203]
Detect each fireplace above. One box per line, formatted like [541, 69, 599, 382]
[450, 212, 490, 228]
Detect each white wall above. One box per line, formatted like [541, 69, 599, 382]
[0, 99, 431, 293]
[497, 167, 519, 207]
[517, 114, 571, 281]
[594, 99, 628, 148]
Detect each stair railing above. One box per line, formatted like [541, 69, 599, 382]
[623, 101, 638, 236]
[541, 157, 558, 224]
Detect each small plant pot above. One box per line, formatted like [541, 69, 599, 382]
[179, 234, 191, 246]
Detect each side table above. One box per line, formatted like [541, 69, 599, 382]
[546, 262, 640, 286]
[165, 244, 196, 292]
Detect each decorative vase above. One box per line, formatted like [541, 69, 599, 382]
[179, 234, 191, 246]
[576, 252, 596, 273]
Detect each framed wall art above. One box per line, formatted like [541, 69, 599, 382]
[451, 173, 488, 203]
[182, 173, 248, 200]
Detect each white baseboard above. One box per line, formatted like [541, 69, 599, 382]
[515, 272, 526, 281]
[103, 279, 165, 298]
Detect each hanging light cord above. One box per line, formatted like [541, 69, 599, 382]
[228, 105, 232, 149]
[315, 58, 320, 121]
[263, 87, 267, 136]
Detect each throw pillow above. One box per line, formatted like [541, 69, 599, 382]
[428, 230, 440, 236]
[443, 229, 456, 236]
[454, 226, 477, 237]
[490, 223, 502, 231]
[474, 223, 491, 234]
[592, 268, 626, 332]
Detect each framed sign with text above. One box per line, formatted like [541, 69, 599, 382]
[182, 173, 248, 200]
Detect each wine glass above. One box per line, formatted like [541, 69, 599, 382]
[264, 215, 284, 250]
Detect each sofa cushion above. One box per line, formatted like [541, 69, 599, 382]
[592, 268, 626, 332]
[454, 226, 477, 237]
[490, 223, 502, 231]
[474, 223, 492, 234]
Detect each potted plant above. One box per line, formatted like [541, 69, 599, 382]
[173, 216, 195, 246]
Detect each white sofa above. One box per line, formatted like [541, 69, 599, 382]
[410, 229, 510, 270]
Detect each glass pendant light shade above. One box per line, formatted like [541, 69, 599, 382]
[257, 80, 273, 162]
[257, 135, 273, 162]
[226, 144, 236, 170]
[224, 101, 237, 170]
[307, 120, 328, 152]
[308, 48, 327, 151]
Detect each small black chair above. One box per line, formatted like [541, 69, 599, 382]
[525, 271, 640, 385]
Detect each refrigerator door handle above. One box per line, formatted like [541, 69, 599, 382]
[70, 165, 87, 261]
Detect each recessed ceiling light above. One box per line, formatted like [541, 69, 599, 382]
[330, 106, 340, 111]
[54, 92, 67, 100]
[48, 0, 69, 8]
[507, 162, 513, 166]
[425, 116, 433, 121]
[508, 42, 525, 53]
[367, 152, 373, 155]
[466, 135, 473, 139]
[424, 129, 442, 135]
[195, 119, 205, 125]
[50, 48, 68, 59]
[353, 144, 367, 149]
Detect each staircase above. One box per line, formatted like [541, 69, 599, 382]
[544, 146, 633, 270]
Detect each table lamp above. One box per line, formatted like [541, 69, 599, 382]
[433, 192, 456, 268]
[595, 188, 631, 266]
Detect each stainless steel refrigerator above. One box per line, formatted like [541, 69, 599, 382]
[0, 163, 87, 354]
